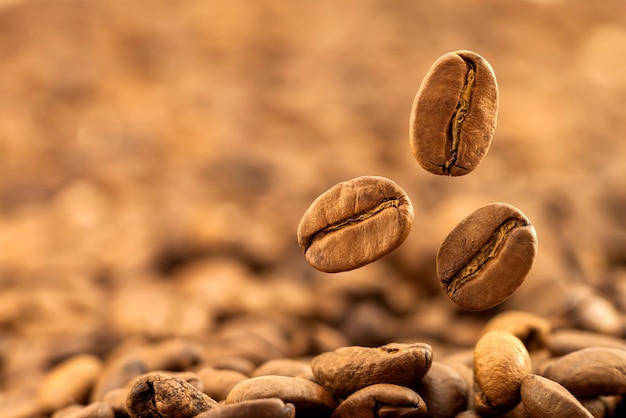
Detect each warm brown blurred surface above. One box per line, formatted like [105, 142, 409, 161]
[0, 0, 625, 415]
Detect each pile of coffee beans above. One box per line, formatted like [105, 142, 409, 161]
[2, 36, 625, 418]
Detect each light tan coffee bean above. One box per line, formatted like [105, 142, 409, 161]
[311, 342, 432, 399]
[521, 374, 593, 418]
[126, 373, 218, 418]
[51, 401, 115, 418]
[473, 330, 531, 415]
[38, 354, 103, 412]
[414, 361, 468, 418]
[195, 398, 296, 418]
[437, 202, 537, 311]
[331, 383, 427, 418]
[225, 375, 336, 416]
[481, 310, 551, 352]
[409, 50, 498, 176]
[252, 358, 314, 380]
[542, 347, 626, 397]
[297, 176, 414, 273]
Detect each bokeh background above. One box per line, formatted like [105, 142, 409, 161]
[1, 0, 625, 415]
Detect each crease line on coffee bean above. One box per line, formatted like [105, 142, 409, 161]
[303, 198, 406, 252]
[443, 218, 529, 297]
[442, 58, 476, 175]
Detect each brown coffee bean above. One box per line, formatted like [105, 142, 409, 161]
[225, 375, 336, 417]
[542, 347, 626, 397]
[252, 358, 315, 380]
[38, 354, 103, 413]
[415, 361, 468, 418]
[297, 176, 414, 273]
[91, 354, 148, 402]
[546, 329, 626, 357]
[481, 310, 551, 352]
[409, 50, 498, 176]
[331, 383, 427, 418]
[51, 401, 115, 418]
[102, 388, 129, 417]
[473, 331, 531, 415]
[195, 398, 296, 418]
[521, 374, 593, 418]
[437, 202, 537, 311]
[311, 343, 432, 399]
[126, 373, 218, 418]
[196, 367, 249, 402]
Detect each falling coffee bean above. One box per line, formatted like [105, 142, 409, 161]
[297, 176, 414, 273]
[409, 50, 498, 176]
[437, 202, 537, 311]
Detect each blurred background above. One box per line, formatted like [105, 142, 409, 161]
[1, 0, 625, 413]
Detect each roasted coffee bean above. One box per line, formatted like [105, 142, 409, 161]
[91, 354, 148, 402]
[252, 358, 315, 380]
[38, 354, 103, 413]
[481, 310, 551, 352]
[473, 330, 531, 415]
[311, 343, 432, 399]
[546, 329, 626, 357]
[195, 398, 296, 418]
[196, 367, 249, 402]
[437, 202, 537, 311]
[225, 375, 336, 417]
[51, 401, 115, 418]
[414, 361, 468, 418]
[542, 347, 626, 397]
[297, 176, 414, 273]
[126, 373, 218, 418]
[409, 50, 498, 176]
[331, 383, 427, 418]
[521, 374, 593, 418]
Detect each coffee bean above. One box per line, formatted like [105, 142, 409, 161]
[546, 329, 626, 357]
[311, 343, 432, 400]
[542, 347, 626, 397]
[520, 374, 593, 418]
[225, 375, 336, 417]
[196, 367, 249, 402]
[252, 358, 315, 380]
[51, 401, 115, 418]
[409, 50, 498, 176]
[195, 398, 296, 418]
[414, 361, 468, 418]
[473, 330, 531, 415]
[126, 373, 218, 418]
[481, 310, 551, 352]
[297, 176, 414, 273]
[331, 383, 427, 418]
[437, 202, 537, 311]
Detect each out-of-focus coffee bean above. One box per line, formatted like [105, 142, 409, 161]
[252, 358, 314, 380]
[194, 398, 296, 418]
[480, 310, 551, 352]
[195, 367, 249, 402]
[140, 338, 204, 372]
[415, 361, 468, 418]
[546, 329, 626, 356]
[307, 321, 351, 355]
[102, 388, 129, 418]
[311, 343, 432, 399]
[203, 356, 256, 376]
[90, 354, 148, 402]
[564, 285, 624, 336]
[225, 375, 336, 417]
[437, 203, 537, 311]
[409, 50, 498, 176]
[542, 347, 626, 397]
[520, 374, 593, 418]
[331, 383, 427, 418]
[338, 300, 402, 347]
[297, 176, 414, 273]
[51, 401, 115, 418]
[579, 397, 608, 418]
[473, 331, 531, 415]
[455, 411, 481, 418]
[38, 354, 103, 412]
[126, 373, 218, 418]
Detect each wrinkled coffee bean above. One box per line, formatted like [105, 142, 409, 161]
[414, 361, 468, 418]
[473, 330, 531, 415]
[225, 375, 337, 416]
[437, 202, 537, 311]
[409, 50, 498, 176]
[311, 343, 432, 399]
[126, 373, 218, 418]
[542, 347, 626, 397]
[297, 176, 414, 273]
[331, 383, 427, 418]
[520, 374, 593, 418]
[195, 398, 296, 418]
